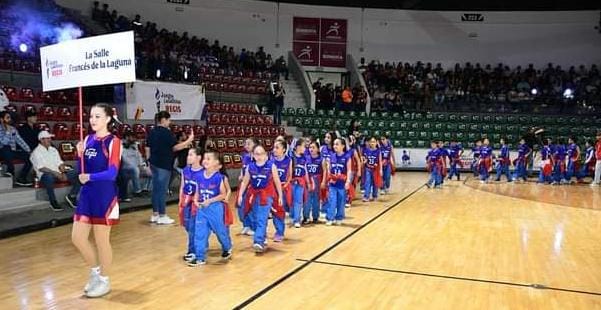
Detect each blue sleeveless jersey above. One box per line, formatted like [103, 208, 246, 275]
[329, 152, 349, 188]
[197, 171, 223, 203]
[182, 166, 204, 205]
[292, 154, 308, 178]
[248, 160, 274, 189]
[307, 155, 323, 176]
[272, 155, 291, 183]
[362, 147, 381, 169]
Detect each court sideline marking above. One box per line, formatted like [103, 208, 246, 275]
[296, 259, 601, 297]
[233, 184, 426, 309]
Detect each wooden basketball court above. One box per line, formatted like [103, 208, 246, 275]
[1, 172, 600, 309]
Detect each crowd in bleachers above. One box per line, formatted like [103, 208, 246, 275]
[312, 80, 369, 112]
[360, 59, 601, 115]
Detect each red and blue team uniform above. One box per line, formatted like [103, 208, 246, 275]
[306, 155, 323, 221]
[552, 144, 567, 183]
[320, 145, 333, 161]
[362, 147, 382, 200]
[238, 152, 256, 231]
[427, 147, 443, 187]
[448, 143, 463, 180]
[74, 134, 122, 225]
[565, 143, 581, 182]
[579, 146, 595, 179]
[346, 145, 360, 205]
[538, 145, 553, 184]
[178, 166, 203, 256]
[380, 141, 394, 191]
[244, 160, 283, 244]
[272, 156, 291, 235]
[327, 152, 350, 222]
[291, 154, 310, 225]
[193, 171, 232, 261]
[495, 144, 512, 181]
[478, 145, 493, 181]
[513, 143, 530, 181]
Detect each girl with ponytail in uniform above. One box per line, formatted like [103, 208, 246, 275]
[379, 135, 395, 194]
[306, 141, 326, 224]
[326, 138, 352, 226]
[237, 145, 284, 253]
[271, 140, 292, 238]
[290, 139, 312, 227]
[179, 147, 204, 264]
[71, 103, 121, 298]
[362, 136, 383, 202]
[187, 151, 232, 266]
[346, 135, 362, 208]
[237, 138, 258, 236]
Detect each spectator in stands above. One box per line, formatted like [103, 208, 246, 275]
[18, 110, 40, 153]
[30, 131, 80, 211]
[118, 132, 144, 203]
[271, 80, 285, 125]
[273, 56, 289, 80]
[341, 86, 353, 111]
[352, 84, 367, 112]
[145, 111, 194, 225]
[0, 111, 32, 185]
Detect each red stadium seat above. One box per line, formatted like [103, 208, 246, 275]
[243, 126, 252, 136]
[238, 114, 248, 125]
[232, 154, 242, 168]
[39, 106, 55, 121]
[73, 106, 88, 121]
[71, 123, 87, 139]
[35, 122, 50, 132]
[182, 124, 193, 134]
[252, 126, 261, 136]
[226, 139, 237, 152]
[214, 126, 225, 136]
[234, 126, 244, 136]
[4, 87, 19, 101]
[56, 107, 73, 121]
[20, 104, 36, 117]
[222, 153, 234, 169]
[53, 123, 70, 140]
[224, 126, 235, 137]
[193, 125, 205, 137]
[215, 139, 227, 152]
[20, 88, 35, 102]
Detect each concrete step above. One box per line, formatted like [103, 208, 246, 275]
[0, 188, 50, 216]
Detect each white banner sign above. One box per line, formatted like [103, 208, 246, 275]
[40, 31, 136, 91]
[126, 80, 206, 120]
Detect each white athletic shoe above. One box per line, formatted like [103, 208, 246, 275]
[86, 276, 110, 298]
[246, 230, 255, 236]
[325, 221, 333, 226]
[345, 203, 351, 208]
[294, 222, 301, 228]
[334, 220, 342, 226]
[240, 227, 249, 235]
[84, 268, 100, 293]
[591, 182, 599, 187]
[253, 243, 264, 253]
[149, 215, 159, 223]
[157, 216, 175, 225]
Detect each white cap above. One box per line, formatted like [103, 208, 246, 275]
[38, 130, 54, 140]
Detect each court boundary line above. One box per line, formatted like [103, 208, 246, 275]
[233, 184, 426, 309]
[296, 259, 601, 297]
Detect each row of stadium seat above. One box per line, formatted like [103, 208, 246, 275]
[2, 85, 79, 104]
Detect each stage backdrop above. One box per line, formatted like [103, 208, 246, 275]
[40, 31, 136, 92]
[292, 17, 347, 68]
[126, 80, 206, 120]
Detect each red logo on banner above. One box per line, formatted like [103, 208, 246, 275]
[319, 43, 346, 68]
[293, 42, 319, 66]
[320, 19, 347, 43]
[293, 17, 320, 42]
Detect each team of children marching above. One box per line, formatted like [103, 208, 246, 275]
[426, 132, 601, 188]
[178, 132, 396, 265]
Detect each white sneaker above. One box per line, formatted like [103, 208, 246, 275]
[345, 203, 351, 208]
[84, 268, 100, 293]
[253, 243, 264, 253]
[149, 215, 159, 223]
[86, 276, 110, 298]
[325, 221, 333, 226]
[591, 182, 599, 187]
[294, 223, 301, 228]
[240, 227, 249, 235]
[156, 216, 175, 225]
[334, 220, 342, 226]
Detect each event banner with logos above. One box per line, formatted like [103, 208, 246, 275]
[292, 17, 347, 68]
[126, 80, 206, 120]
[40, 31, 136, 92]
[393, 148, 540, 171]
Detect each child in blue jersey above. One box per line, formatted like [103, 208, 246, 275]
[447, 140, 463, 181]
[271, 140, 291, 240]
[306, 141, 326, 224]
[71, 104, 122, 298]
[379, 135, 395, 194]
[565, 136, 581, 184]
[326, 138, 352, 226]
[238, 145, 283, 253]
[238, 138, 258, 236]
[538, 139, 553, 184]
[320, 131, 335, 162]
[426, 141, 442, 188]
[438, 141, 449, 183]
[477, 138, 493, 183]
[512, 138, 531, 182]
[290, 139, 312, 227]
[579, 140, 595, 181]
[495, 138, 512, 182]
[346, 135, 362, 208]
[362, 136, 383, 202]
[179, 147, 204, 263]
[471, 140, 482, 177]
[187, 151, 233, 266]
[552, 139, 568, 185]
